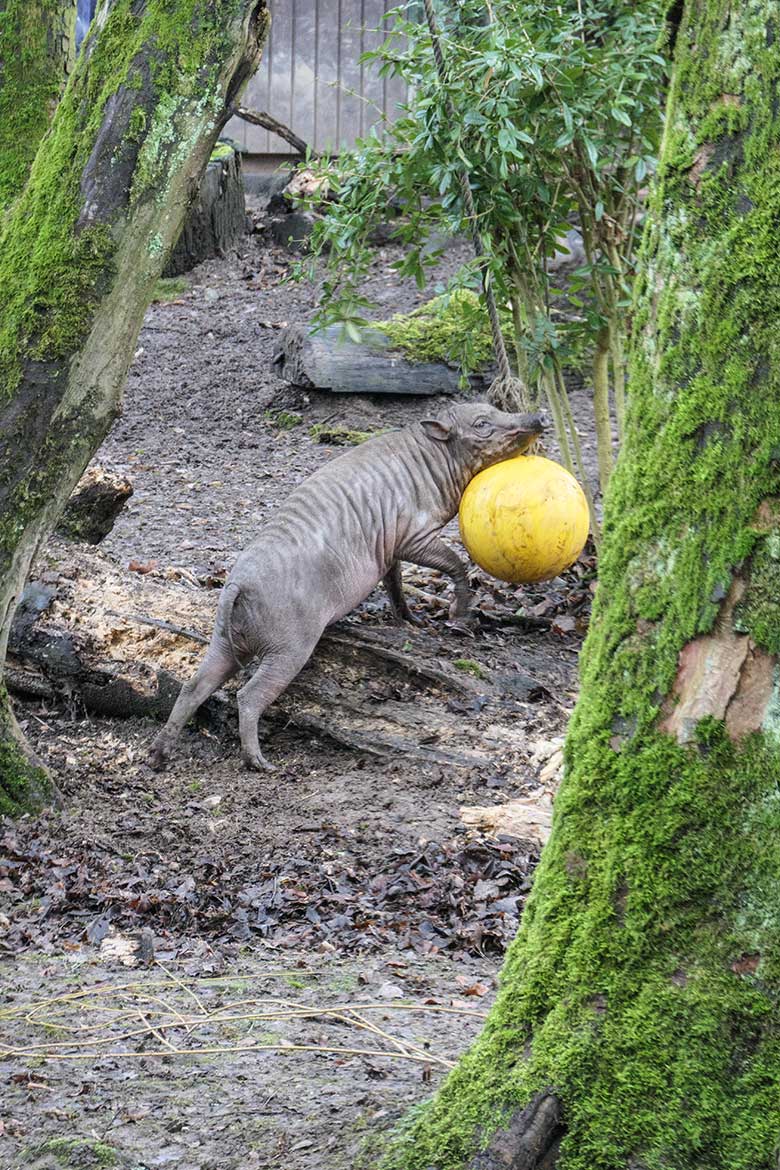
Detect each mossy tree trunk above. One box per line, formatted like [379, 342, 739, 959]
[0, 0, 78, 209]
[385, 4, 780, 1168]
[0, 0, 269, 815]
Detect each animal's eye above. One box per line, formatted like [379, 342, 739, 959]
[475, 418, 493, 434]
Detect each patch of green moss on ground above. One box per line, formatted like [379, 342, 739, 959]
[265, 409, 303, 431]
[25, 1136, 120, 1168]
[453, 659, 486, 679]
[152, 275, 189, 302]
[380, 5, 780, 1168]
[310, 423, 379, 446]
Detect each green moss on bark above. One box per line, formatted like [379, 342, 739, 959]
[0, 0, 260, 408]
[25, 1136, 120, 1167]
[382, 3, 780, 1167]
[0, 685, 50, 815]
[0, 1, 76, 209]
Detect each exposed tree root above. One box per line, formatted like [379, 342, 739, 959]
[469, 1093, 564, 1170]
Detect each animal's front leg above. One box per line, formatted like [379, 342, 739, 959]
[401, 537, 471, 619]
[382, 561, 422, 625]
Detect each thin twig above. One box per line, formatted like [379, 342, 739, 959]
[136, 1009, 177, 1053]
[3, 1041, 454, 1067]
[155, 961, 209, 1016]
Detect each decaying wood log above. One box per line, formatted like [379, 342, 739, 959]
[57, 465, 133, 544]
[460, 792, 554, 847]
[164, 146, 247, 277]
[276, 323, 490, 397]
[8, 543, 555, 772]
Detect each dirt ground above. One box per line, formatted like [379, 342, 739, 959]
[1, 201, 597, 1170]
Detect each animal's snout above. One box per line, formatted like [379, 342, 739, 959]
[512, 413, 545, 436]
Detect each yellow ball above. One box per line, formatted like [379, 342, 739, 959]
[459, 455, 590, 584]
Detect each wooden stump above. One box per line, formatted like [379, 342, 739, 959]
[164, 145, 247, 277]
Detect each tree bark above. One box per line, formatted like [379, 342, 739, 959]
[384, 3, 780, 1168]
[0, 0, 77, 209]
[0, 0, 269, 814]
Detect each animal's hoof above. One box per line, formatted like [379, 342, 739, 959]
[449, 596, 472, 621]
[242, 749, 276, 773]
[446, 608, 477, 635]
[393, 607, 423, 627]
[148, 743, 169, 772]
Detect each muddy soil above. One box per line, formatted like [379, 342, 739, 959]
[1, 948, 496, 1170]
[1, 207, 597, 1170]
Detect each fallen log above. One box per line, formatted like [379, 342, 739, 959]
[275, 323, 490, 397]
[9, 543, 537, 771]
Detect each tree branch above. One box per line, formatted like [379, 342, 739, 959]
[233, 105, 317, 158]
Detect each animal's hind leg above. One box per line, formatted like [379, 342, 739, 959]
[149, 636, 238, 770]
[237, 642, 315, 772]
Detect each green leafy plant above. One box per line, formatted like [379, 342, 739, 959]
[294, 0, 669, 526]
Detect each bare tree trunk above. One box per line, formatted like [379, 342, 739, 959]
[0, 0, 77, 208]
[0, 0, 269, 814]
[382, 2, 780, 1166]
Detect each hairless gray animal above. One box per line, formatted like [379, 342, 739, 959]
[149, 401, 543, 771]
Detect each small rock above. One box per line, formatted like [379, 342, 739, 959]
[377, 980, 405, 1000]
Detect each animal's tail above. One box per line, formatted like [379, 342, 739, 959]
[217, 581, 243, 665]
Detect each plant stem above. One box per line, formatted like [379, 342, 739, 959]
[610, 323, 626, 441]
[593, 326, 613, 492]
[555, 363, 601, 548]
[541, 366, 574, 476]
[508, 295, 532, 410]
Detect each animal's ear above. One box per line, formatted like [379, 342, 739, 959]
[420, 416, 452, 442]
